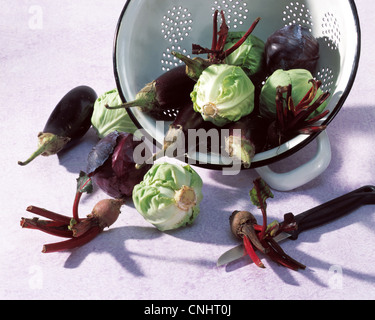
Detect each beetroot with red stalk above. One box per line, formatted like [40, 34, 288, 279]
[20, 173, 124, 253]
[172, 10, 261, 81]
[229, 178, 306, 270]
[266, 78, 330, 148]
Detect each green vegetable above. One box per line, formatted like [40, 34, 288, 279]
[91, 89, 138, 138]
[224, 32, 265, 78]
[132, 163, 203, 231]
[259, 69, 328, 120]
[191, 64, 255, 127]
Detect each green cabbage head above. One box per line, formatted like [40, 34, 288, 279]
[191, 64, 255, 127]
[91, 88, 138, 138]
[224, 32, 265, 78]
[259, 69, 328, 120]
[132, 162, 203, 231]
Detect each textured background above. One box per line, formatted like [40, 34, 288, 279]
[1, 0, 374, 300]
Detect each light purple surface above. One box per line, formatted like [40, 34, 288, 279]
[1, 1, 375, 300]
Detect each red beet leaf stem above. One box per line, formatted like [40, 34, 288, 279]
[73, 176, 92, 223]
[72, 192, 82, 223]
[254, 183, 268, 240]
[216, 11, 229, 52]
[223, 17, 261, 58]
[211, 10, 218, 52]
[42, 226, 101, 253]
[243, 235, 265, 268]
[26, 205, 71, 224]
[20, 218, 73, 238]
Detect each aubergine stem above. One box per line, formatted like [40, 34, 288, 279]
[171, 51, 212, 81]
[18, 132, 71, 166]
[105, 81, 157, 111]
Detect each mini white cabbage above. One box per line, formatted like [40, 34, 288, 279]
[91, 88, 138, 138]
[224, 32, 266, 78]
[191, 64, 255, 127]
[132, 163, 203, 231]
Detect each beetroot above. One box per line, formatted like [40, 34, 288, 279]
[229, 178, 306, 270]
[20, 173, 124, 253]
[267, 79, 330, 148]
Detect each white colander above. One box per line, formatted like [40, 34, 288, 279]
[113, 0, 360, 191]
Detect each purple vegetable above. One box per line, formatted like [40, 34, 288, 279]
[18, 86, 97, 166]
[106, 65, 196, 120]
[87, 131, 152, 199]
[265, 24, 319, 74]
[222, 115, 268, 168]
[142, 101, 216, 165]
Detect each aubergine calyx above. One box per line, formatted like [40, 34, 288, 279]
[18, 132, 71, 166]
[225, 135, 255, 169]
[105, 81, 158, 112]
[171, 51, 212, 81]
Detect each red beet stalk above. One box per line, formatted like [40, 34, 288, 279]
[173, 10, 261, 80]
[21, 172, 124, 253]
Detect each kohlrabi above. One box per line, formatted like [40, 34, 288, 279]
[191, 64, 255, 127]
[132, 162, 203, 231]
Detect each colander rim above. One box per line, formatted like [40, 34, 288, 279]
[112, 0, 361, 169]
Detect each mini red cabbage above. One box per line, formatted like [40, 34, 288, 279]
[87, 131, 152, 199]
[265, 24, 319, 74]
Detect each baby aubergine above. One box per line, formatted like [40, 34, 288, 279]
[106, 65, 196, 120]
[222, 115, 269, 168]
[18, 85, 97, 166]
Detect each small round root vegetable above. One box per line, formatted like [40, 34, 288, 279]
[229, 209, 306, 271]
[21, 198, 124, 253]
[70, 198, 123, 238]
[90, 198, 123, 229]
[18, 86, 97, 166]
[230, 210, 268, 254]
